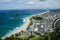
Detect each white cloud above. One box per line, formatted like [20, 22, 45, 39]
[44, 0, 60, 9]
[0, 0, 60, 10]
[26, 2, 35, 5]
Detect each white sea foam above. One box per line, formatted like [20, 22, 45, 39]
[2, 10, 49, 39]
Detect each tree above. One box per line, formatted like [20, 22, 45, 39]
[0, 38, 2, 40]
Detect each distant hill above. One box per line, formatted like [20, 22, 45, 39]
[49, 9, 60, 12]
[48, 9, 60, 14]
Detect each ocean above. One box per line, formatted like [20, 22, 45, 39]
[55, 20, 60, 27]
[0, 9, 47, 37]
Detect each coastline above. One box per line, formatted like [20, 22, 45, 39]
[2, 10, 49, 39]
[2, 17, 31, 39]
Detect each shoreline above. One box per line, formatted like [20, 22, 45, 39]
[2, 10, 49, 39]
[2, 17, 31, 39]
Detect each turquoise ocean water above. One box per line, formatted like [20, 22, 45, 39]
[0, 9, 47, 37]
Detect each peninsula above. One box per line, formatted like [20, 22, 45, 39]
[1, 10, 60, 40]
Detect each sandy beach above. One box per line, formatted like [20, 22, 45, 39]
[2, 17, 30, 39]
[2, 10, 49, 39]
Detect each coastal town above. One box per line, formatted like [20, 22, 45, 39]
[1, 10, 60, 40]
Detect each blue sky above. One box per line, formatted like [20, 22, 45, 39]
[0, 0, 60, 10]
